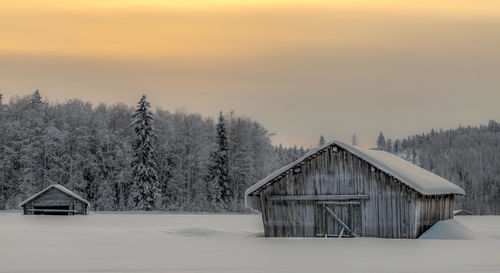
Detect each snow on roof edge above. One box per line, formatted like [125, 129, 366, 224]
[19, 184, 90, 207]
[245, 140, 464, 198]
[245, 146, 320, 197]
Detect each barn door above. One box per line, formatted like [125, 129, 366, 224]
[315, 202, 361, 238]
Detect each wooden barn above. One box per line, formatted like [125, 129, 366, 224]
[20, 184, 89, 215]
[246, 140, 465, 238]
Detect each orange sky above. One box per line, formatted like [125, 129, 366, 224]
[1, 0, 500, 147]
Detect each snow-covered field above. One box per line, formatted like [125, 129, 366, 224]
[0, 213, 499, 273]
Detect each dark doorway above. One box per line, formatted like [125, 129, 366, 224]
[33, 206, 71, 215]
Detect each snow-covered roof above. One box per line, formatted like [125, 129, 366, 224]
[20, 184, 90, 207]
[453, 209, 473, 215]
[246, 140, 465, 197]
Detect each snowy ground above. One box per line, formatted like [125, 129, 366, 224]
[0, 213, 499, 273]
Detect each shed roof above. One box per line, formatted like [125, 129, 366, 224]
[454, 209, 473, 215]
[20, 184, 90, 207]
[246, 140, 465, 197]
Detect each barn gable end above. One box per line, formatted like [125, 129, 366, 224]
[20, 184, 89, 215]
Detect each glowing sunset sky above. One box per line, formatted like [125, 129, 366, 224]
[1, 0, 500, 147]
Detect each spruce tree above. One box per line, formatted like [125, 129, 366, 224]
[351, 134, 358, 146]
[207, 112, 230, 210]
[376, 132, 386, 150]
[32, 89, 42, 104]
[130, 95, 159, 210]
[318, 135, 325, 146]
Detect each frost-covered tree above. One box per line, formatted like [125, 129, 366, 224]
[386, 138, 393, 153]
[226, 112, 256, 210]
[393, 139, 401, 154]
[273, 144, 306, 168]
[32, 89, 42, 104]
[156, 110, 214, 211]
[376, 132, 386, 150]
[18, 90, 49, 195]
[318, 135, 325, 146]
[0, 93, 5, 207]
[207, 112, 230, 210]
[351, 134, 358, 146]
[130, 95, 159, 210]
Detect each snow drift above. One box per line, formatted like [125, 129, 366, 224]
[419, 219, 487, 240]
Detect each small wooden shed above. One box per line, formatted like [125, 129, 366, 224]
[246, 140, 465, 238]
[20, 184, 89, 215]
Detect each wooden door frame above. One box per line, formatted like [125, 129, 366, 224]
[315, 201, 361, 238]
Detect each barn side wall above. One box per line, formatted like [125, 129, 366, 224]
[414, 194, 454, 237]
[22, 187, 87, 215]
[255, 145, 455, 238]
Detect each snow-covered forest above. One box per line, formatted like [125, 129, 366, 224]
[1, 90, 499, 214]
[0, 91, 305, 211]
[376, 122, 500, 214]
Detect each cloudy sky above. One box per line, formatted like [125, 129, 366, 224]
[1, 0, 500, 147]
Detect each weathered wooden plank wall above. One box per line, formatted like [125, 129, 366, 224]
[252, 145, 455, 238]
[22, 187, 87, 215]
[414, 194, 454, 237]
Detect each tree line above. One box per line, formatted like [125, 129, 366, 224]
[376, 122, 500, 214]
[3, 91, 497, 214]
[0, 91, 305, 212]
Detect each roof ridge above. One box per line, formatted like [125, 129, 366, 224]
[19, 184, 90, 207]
[245, 140, 464, 197]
